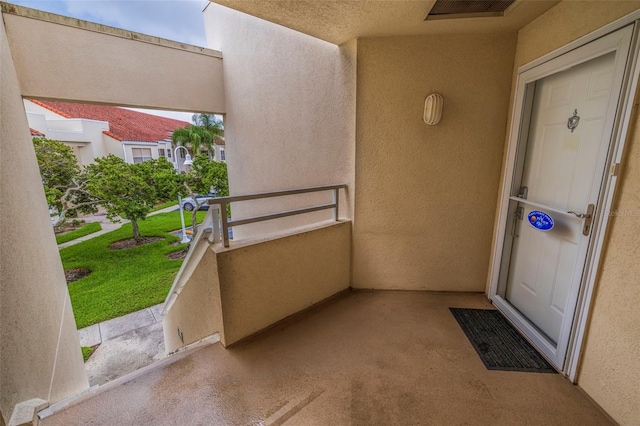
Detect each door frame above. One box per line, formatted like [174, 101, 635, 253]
[488, 12, 640, 381]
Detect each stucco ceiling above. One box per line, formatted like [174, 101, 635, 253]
[209, 0, 560, 45]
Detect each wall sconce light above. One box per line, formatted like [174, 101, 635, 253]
[423, 93, 443, 125]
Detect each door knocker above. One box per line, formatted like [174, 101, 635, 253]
[567, 109, 580, 133]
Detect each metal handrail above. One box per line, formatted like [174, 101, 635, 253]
[208, 184, 346, 247]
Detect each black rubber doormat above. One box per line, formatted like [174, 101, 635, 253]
[450, 308, 557, 373]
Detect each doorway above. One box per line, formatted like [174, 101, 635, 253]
[489, 25, 635, 372]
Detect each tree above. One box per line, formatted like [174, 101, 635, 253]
[171, 125, 213, 156]
[181, 154, 229, 234]
[192, 113, 224, 145]
[32, 137, 99, 226]
[136, 157, 181, 202]
[172, 115, 224, 161]
[85, 155, 157, 242]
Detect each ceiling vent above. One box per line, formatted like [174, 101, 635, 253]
[425, 0, 516, 20]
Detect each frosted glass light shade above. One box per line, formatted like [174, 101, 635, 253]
[423, 93, 443, 125]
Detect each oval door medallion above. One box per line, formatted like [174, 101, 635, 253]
[527, 210, 554, 231]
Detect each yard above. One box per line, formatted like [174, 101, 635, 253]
[55, 221, 102, 244]
[60, 210, 206, 329]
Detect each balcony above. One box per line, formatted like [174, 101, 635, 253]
[38, 185, 610, 424]
[2, 2, 638, 424]
[40, 290, 611, 425]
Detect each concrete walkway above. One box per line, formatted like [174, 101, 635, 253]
[78, 304, 164, 347]
[58, 204, 179, 249]
[79, 304, 167, 386]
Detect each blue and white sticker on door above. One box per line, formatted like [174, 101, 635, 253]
[527, 210, 554, 231]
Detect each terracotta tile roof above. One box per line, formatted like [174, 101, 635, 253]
[29, 99, 190, 143]
[30, 128, 45, 137]
[102, 130, 123, 141]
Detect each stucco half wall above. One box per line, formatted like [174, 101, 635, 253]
[494, 2, 640, 424]
[0, 14, 88, 424]
[163, 241, 223, 353]
[164, 221, 351, 352]
[203, 4, 356, 240]
[353, 33, 517, 292]
[217, 221, 352, 346]
[1, 4, 224, 113]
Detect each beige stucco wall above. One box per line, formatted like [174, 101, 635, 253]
[495, 2, 640, 424]
[204, 4, 356, 240]
[216, 221, 352, 346]
[0, 15, 88, 424]
[163, 243, 223, 353]
[579, 95, 640, 426]
[353, 33, 517, 291]
[2, 5, 224, 114]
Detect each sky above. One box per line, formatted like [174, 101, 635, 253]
[11, 0, 211, 122]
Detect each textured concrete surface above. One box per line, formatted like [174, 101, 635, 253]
[79, 304, 166, 386]
[79, 304, 164, 347]
[100, 309, 155, 341]
[85, 322, 166, 387]
[149, 304, 164, 322]
[42, 291, 612, 425]
[77, 325, 101, 348]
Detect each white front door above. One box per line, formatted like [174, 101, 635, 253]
[506, 51, 616, 345]
[492, 25, 634, 370]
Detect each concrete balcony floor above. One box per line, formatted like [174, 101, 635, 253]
[42, 291, 612, 425]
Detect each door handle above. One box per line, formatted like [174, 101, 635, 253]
[567, 204, 595, 236]
[567, 211, 591, 219]
[511, 206, 524, 238]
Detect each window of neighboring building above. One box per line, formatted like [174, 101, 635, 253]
[220, 148, 226, 161]
[132, 147, 152, 163]
[159, 148, 166, 157]
[167, 149, 172, 158]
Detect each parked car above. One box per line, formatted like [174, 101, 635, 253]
[181, 193, 216, 211]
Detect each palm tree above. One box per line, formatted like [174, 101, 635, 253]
[192, 114, 224, 159]
[171, 125, 213, 155]
[192, 113, 224, 143]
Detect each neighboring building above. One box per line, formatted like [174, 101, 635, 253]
[176, 134, 226, 169]
[213, 138, 226, 163]
[24, 99, 190, 166]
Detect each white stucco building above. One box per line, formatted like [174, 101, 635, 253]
[24, 99, 189, 166]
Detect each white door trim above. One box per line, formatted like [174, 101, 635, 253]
[488, 18, 640, 381]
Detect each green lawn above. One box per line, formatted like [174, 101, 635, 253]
[56, 222, 102, 244]
[82, 346, 96, 362]
[61, 210, 205, 329]
[150, 200, 178, 212]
